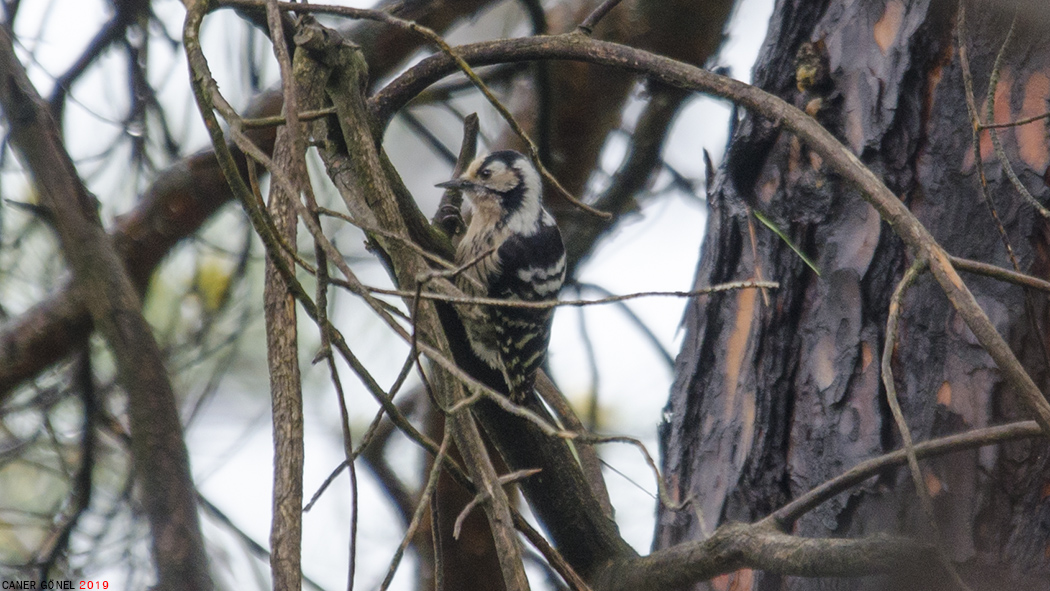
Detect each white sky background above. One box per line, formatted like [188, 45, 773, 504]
[3, 0, 773, 588]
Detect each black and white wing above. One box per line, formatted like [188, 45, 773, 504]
[488, 220, 566, 399]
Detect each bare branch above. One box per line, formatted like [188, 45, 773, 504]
[579, 433, 684, 512]
[452, 468, 541, 539]
[263, 3, 309, 588]
[766, 420, 1042, 527]
[978, 110, 1050, 129]
[881, 261, 971, 591]
[951, 255, 1050, 293]
[366, 280, 780, 308]
[577, 0, 625, 35]
[596, 522, 938, 591]
[379, 423, 452, 591]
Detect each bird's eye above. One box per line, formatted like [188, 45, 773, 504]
[479, 169, 492, 180]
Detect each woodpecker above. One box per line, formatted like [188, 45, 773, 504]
[435, 150, 566, 402]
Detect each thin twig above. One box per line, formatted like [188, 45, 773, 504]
[196, 492, 328, 591]
[950, 255, 1050, 293]
[453, 468, 542, 538]
[351, 355, 420, 459]
[400, 109, 458, 164]
[577, 0, 625, 35]
[981, 8, 1050, 220]
[958, 4, 1050, 382]
[317, 206, 458, 271]
[378, 423, 451, 591]
[324, 354, 358, 591]
[881, 259, 971, 591]
[767, 420, 1042, 526]
[979, 110, 1050, 129]
[302, 459, 349, 514]
[573, 281, 674, 368]
[579, 433, 686, 511]
[302, 363, 419, 516]
[346, 451, 359, 591]
[241, 106, 337, 128]
[430, 484, 444, 591]
[367, 280, 779, 309]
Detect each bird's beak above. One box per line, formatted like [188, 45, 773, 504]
[436, 178, 474, 190]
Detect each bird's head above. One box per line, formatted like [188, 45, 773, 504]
[436, 150, 541, 219]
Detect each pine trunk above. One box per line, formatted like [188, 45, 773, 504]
[656, 1, 1050, 589]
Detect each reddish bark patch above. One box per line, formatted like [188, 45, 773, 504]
[724, 288, 757, 415]
[925, 471, 944, 497]
[712, 569, 755, 591]
[874, 0, 905, 54]
[1017, 72, 1050, 171]
[937, 380, 952, 406]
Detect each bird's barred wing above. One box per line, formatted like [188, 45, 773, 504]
[489, 223, 565, 399]
[489, 223, 566, 301]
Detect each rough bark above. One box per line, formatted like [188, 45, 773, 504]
[263, 6, 309, 589]
[657, 1, 1050, 590]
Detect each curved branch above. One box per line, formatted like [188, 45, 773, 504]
[951, 255, 1050, 294]
[766, 420, 1042, 527]
[595, 522, 938, 591]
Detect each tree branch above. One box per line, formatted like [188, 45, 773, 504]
[263, 4, 308, 590]
[766, 420, 1042, 527]
[594, 522, 938, 591]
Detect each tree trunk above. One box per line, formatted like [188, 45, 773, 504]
[656, 1, 1050, 589]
